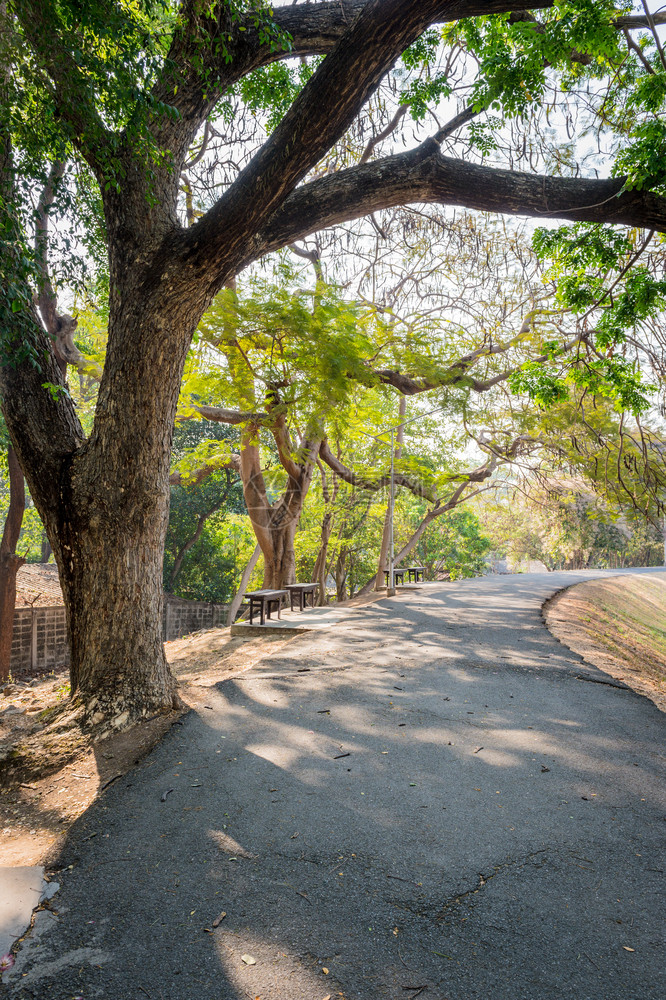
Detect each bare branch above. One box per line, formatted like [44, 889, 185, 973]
[34, 161, 91, 375]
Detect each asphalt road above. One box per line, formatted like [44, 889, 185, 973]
[3, 571, 665, 1000]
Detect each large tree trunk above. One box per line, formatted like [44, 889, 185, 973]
[239, 425, 319, 591]
[0, 446, 26, 681]
[55, 491, 176, 723]
[259, 513, 300, 589]
[4, 284, 200, 722]
[312, 511, 333, 605]
[56, 290, 197, 720]
[40, 532, 52, 563]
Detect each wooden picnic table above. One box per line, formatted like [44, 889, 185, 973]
[246, 589, 288, 626]
[284, 582, 319, 612]
[384, 566, 425, 586]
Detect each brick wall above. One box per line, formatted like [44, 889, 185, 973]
[10, 597, 231, 673]
[162, 598, 230, 641]
[11, 606, 70, 672]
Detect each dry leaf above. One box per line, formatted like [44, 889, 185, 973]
[622, 947, 635, 952]
[322, 995, 332, 1000]
[241, 954, 256, 965]
[322, 966, 329, 974]
[212, 911, 227, 927]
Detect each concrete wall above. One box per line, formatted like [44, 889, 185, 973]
[10, 597, 231, 673]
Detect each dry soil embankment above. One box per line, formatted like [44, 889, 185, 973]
[545, 571, 666, 714]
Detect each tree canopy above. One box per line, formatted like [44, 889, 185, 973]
[2, 0, 666, 723]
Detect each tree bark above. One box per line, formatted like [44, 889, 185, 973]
[5, 287, 200, 722]
[0, 446, 26, 681]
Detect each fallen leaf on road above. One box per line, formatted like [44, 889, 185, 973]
[322, 967, 329, 974]
[241, 954, 256, 965]
[622, 947, 635, 952]
[161, 789, 174, 802]
[212, 911, 226, 927]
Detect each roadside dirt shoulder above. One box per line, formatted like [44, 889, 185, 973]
[544, 572, 666, 714]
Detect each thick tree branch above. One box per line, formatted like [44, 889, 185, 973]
[614, 12, 666, 30]
[272, 413, 303, 483]
[253, 143, 666, 265]
[240, 430, 271, 531]
[153, 0, 553, 166]
[0, 61, 85, 509]
[178, 1, 554, 288]
[185, 405, 270, 426]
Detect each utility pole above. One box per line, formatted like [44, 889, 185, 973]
[387, 426, 396, 596]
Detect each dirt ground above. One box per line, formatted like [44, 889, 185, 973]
[544, 572, 666, 714]
[0, 629, 296, 867]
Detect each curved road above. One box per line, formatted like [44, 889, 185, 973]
[4, 571, 665, 1000]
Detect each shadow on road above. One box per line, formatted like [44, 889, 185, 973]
[5, 573, 665, 999]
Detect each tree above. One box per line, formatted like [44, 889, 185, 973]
[165, 421, 245, 597]
[0, 441, 24, 681]
[2, 1, 666, 723]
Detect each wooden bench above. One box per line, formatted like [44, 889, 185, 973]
[285, 582, 319, 612]
[246, 589, 288, 625]
[384, 566, 425, 586]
